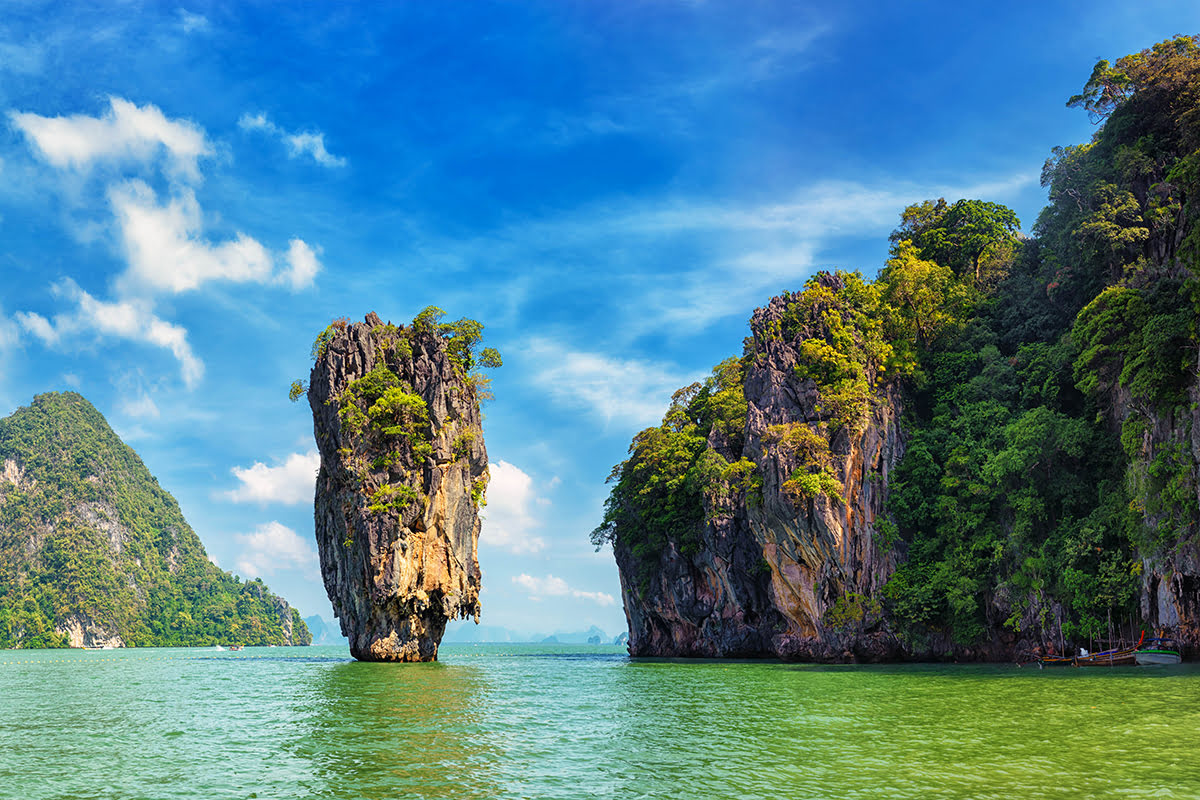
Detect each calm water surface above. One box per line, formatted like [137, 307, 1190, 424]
[0, 644, 1196, 799]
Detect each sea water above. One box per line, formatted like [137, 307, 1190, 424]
[0, 644, 1196, 799]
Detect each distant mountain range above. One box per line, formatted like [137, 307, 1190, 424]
[301, 616, 629, 646]
[442, 620, 628, 645]
[0, 392, 310, 649]
[303, 614, 347, 645]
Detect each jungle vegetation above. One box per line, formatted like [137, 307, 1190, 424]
[594, 36, 1200, 648]
[0, 392, 311, 648]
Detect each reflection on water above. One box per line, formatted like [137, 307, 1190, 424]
[291, 660, 498, 799]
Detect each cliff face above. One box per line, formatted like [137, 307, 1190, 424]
[615, 279, 906, 660]
[308, 312, 487, 662]
[1132, 356, 1200, 649]
[0, 392, 310, 649]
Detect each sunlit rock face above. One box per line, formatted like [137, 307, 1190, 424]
[309, 313, 486, 662]
[616, 281, 907, 661]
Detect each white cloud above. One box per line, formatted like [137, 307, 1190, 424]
[234, 521, 319, 580]
[223, 450, 320, 506]
[10, 96, 212, 181]
[481, 460, 547, 554]
[285, 132, 346, 168]
[522, 338, 703, 429]
[14, 310, 58, 345]
[282, 238, 321, 289]
[239, 111, 346, 168]
[9, 96, 326, 391]
[109, 180, 274, 294]
[512, 573, 616, 606]
[17, 280, 204, 387]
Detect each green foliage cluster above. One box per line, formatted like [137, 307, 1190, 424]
[0, 393, 311, 649]
[591, 358, 753, 591]
[823, 592, 882, 630]
[885, 36, 1200, 647]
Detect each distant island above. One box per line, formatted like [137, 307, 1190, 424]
[595, 36, 1200, 662]
[0, 392, 310, 649]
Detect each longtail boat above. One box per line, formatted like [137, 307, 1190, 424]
[1037, 631, 1144, 667]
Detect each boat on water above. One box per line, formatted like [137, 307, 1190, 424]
[1037, 632, 1144, 667]
[1074, 644, 1139, 667]
[227, 644, 243, 651]
[1134, 637, 1182, 666]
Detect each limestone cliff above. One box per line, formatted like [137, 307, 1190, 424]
[1126, 348, 1200, 651]
[308, 311, 489, 662]
[604, 275, 906, 660]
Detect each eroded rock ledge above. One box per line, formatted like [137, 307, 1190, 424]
[308, 311, 489, 661]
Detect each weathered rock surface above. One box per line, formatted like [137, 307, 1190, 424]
[617, 283, 906, 660]
[1133, 345, 1200, 651]
[309, 313, 486, 661]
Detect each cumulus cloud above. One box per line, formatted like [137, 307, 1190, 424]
[16, 279, 204, 387]
[239, 111, 347, 168]
[512, 573, 616, 606]
[8, 96, 325, 390]
[283, 238, 321, 289]
[234, 521, 320, 581]
[10, 96, 211, 181]
[481, 460, 548, 553]
[223, 450, 320, 506]
[110, 181, 274, 294]
[522, 338, 703, 429]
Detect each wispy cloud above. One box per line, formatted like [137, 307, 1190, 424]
[390, 171, 1039, 341]
[481, 460, 548, 554]
[234, 521, 319, 581]
[0, 39, 45, 75]
[521, 337, 703, 429]
[8, 97, 323, 387]
[512, 573, 615, 606]
[118, 391, 160, 420]
[16, 279, 204, 387]
[239, 112, 346, 168]
[177, 9, 210, 34]
[222, 450, 320, 506]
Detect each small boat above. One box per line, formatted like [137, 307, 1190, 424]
[1135, 637, 1182, 665]
[1075, 645, 1139, 667]
[1037, 632, 1143, 667]
[227, 644, 243, 651]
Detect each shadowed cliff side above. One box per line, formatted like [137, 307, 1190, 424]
[306, 310, 497, 662]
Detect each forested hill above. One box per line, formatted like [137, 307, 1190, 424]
[0, 392, 311, 648]
[596, 35, 1200, 660]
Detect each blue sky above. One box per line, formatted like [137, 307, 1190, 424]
[1, 1, 1198, 639]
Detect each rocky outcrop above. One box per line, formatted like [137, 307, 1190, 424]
[308, 313, 487, 662]
[616, 281, 906, 660]
[1134, 347, 1200, 651]
[55, 614, 124, 649]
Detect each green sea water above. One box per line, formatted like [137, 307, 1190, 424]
[0, 644, 1197, 799]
